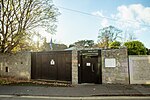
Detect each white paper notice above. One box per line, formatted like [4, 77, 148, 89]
[105, 58, 116, 67]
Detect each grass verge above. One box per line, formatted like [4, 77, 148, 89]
[0, 77, 72, 87]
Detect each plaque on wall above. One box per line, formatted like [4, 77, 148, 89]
[105, 58, 116, 67]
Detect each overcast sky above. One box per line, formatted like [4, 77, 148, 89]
[44, 0, 150, 48]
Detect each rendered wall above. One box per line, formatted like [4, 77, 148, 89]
[0, 52, 31, 80]
[129, 55, 150, 84]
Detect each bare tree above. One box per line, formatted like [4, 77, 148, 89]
[98, 25, 122, 48]
[0, 0, 59, 53]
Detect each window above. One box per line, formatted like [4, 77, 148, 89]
[5, 67, 9, 72]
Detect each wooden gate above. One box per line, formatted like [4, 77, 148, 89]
[31, 51, 72, 82]
[78, 50, 102, 84]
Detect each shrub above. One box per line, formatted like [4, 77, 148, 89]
[124, 41, 147, 55]
[109, 41, 121, 49]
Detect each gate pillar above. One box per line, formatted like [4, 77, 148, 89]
[72, 50, 78, 85]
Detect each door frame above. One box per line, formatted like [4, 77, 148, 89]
[78, 49, 102, 84]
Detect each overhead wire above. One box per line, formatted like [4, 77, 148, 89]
[57, 6, 150, 28]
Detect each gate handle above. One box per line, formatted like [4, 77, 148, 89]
[91, 64, 94, 72]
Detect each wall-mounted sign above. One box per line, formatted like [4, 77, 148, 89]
[86, 63, 91, 66]
[50, 59, 55, 65]
[105, 58, 116, 67]
[78, 64, 80, 67]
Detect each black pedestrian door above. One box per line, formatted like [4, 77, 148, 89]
[78, 50, 101, 84]
[81, 55, 98, 83]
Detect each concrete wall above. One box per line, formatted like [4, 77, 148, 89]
[0, 52, 31, 80]
[129, 55, 150, 84]
[72, 50, 78, 84]
[101, 48, 129, 84]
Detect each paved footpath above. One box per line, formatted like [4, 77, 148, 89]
[0, 95, 150, 100]
[0, 84, 150, 97]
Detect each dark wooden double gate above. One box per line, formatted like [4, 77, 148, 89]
[31, 51, 72, 82]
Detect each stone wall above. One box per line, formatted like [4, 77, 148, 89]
[129, 56, 150, 84]
[0, 49, 131, 84]
[101, 48, 129, 84]
[0, 52, 31, 80]
[72, 50, 78, 84]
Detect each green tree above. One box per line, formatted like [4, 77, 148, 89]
[41, 38, 68, 51]
[146, 48, 150, 55]
[12, 32, 45, 52]
[109, 41, 121, 49]
[41, 38, 49, 51]
[124, 41, 147, 55]
[0, 0, 59, 53]
[53, 43, 68, 50]
[70, 40, 94, 48]
[98, 25, 122, 48]
[69, 44, 75, 48]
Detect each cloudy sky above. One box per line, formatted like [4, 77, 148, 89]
[49, 0, 150, 48]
